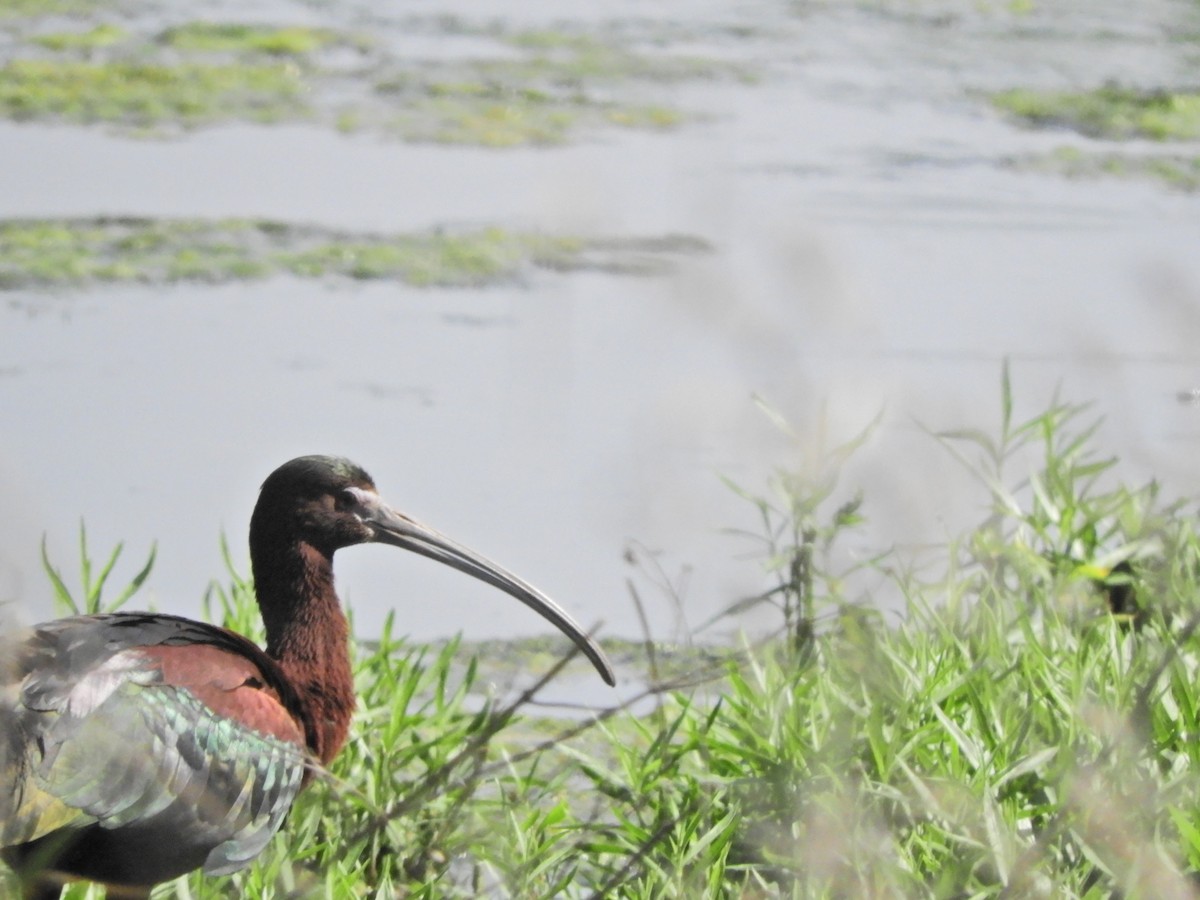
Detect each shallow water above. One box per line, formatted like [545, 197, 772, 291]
[2, 0, 1199, 655]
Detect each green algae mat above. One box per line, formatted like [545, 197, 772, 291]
[0, 11, 752, 144]
[991, 85, 1200, 192]
[0, 217, 710, 289]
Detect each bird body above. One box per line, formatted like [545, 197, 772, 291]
[2, 614, 308, 889]
[1, 456, 614, 897]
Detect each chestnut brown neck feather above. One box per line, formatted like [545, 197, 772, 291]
[252, 540, 355, 765]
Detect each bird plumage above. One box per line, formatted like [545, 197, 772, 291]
[1, 455, 613, 897]
[2, 614, 308, 891]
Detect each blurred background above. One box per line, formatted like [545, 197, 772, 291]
[1, 0, 1198, 645]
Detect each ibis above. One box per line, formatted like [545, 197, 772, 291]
[0, 455, 614, 898]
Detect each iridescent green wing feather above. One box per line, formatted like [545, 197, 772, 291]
[2, 614, 310, 876]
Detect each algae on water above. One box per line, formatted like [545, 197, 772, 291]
[0, 14, 753, 143]
[993, 84, 1200, 141]
[992, 84, 1200, 190]
[0, 217, 710, 290]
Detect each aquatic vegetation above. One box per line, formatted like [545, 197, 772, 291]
[277, 230, 535, 284]
[0, 217, 710, 290]
[394, 90, 581, 147]
[993, 84, 1200, 140]
[391, 90, 681, 147]
[0, 13, 751, 143]
[32, 24, 128, 51]
[1141, 155, 1200, 189]
[0, 60, 307, 128]
[498, 29, 755, 85]
[0, 0, 102, 16]
[606, 105, 681, 128]
[374, 28, 745, 145]
[160, 22, 341, 56]
[993, 84, 1200, 189]
[1010, 145, 1200, 192]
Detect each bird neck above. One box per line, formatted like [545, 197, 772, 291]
[254, 541, 355, 765]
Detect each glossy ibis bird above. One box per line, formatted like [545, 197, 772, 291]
[0, 455, 614, 898]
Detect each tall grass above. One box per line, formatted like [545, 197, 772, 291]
[11, 372, 1200, 897]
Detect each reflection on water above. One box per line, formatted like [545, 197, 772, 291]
[1, 0, 1199, 645]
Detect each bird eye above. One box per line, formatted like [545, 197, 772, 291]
[336, 489, 357, 512]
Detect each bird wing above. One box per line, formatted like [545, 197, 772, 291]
[1, 613, 310, 877]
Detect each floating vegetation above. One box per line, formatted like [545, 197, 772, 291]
[390, 89, 683, 147]
[0, 60, 308, 129]
[370, 27, 747, 146]
[31, 24, 128, 51]
[993, 83, 1200, 189]
[992, 84, 1200, 141]
[0, 217, 711, 290]
[0, 0, 103, 17]
[0, 15, 753, 143]
[1010, 145, 1200, 192]
[497, 29, 753, 85]
[160, 23, 342, 57]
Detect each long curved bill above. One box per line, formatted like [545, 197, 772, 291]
[349, 487, 615, 686]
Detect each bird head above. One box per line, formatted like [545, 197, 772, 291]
[252, 455, 615, 686]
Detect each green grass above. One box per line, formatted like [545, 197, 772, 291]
[0, 217, 709, 290]
[9, 367, 1200, 896]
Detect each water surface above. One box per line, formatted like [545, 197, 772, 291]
[2, 0, 1199, 649]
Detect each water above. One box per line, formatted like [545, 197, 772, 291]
[2, 0, 1199, 648]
